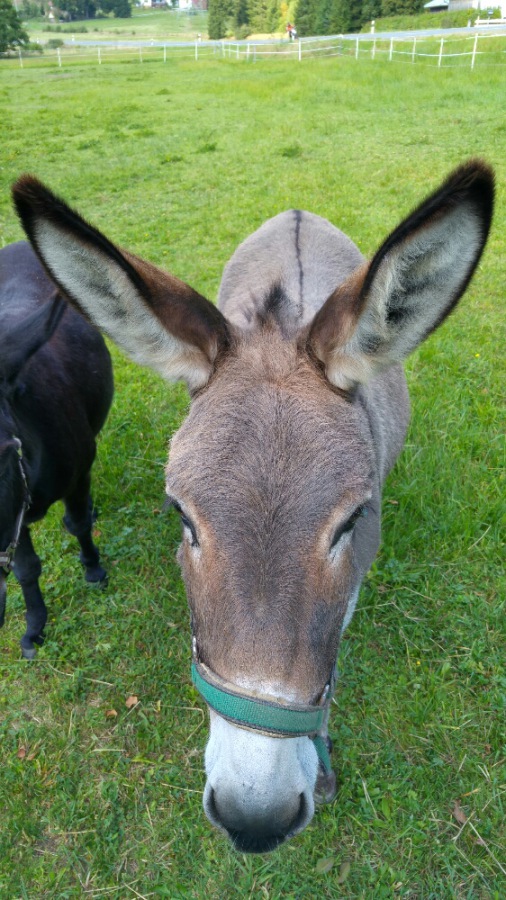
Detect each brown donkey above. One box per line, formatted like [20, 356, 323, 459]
[12, 160, 494, 853]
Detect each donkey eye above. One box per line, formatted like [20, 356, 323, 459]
[181, 515, 199, 547]
[170, 500, 199, 548]
[330, 505, 366, 552]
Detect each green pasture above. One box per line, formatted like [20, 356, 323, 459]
[0, 55, 504, 898]
[24, 8, 209, 43]
[357, 33, 506, 67]
[8, 30, 506, 70]
[359, 9, 502, 32]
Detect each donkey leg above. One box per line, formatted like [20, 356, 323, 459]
[63, 474, 107, 584]
[0, 570, 8, 628]
[12, 527, 47, 659]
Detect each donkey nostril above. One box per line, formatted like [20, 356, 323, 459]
[205, 788, 222, 828]
[205, 789, 311, 853]
[289, 792, 308, 833]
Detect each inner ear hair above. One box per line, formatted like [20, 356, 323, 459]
[308, 159, 494, 391]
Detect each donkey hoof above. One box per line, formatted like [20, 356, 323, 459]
[314, 767, 338, 805]
[21, 643, 37, 660]
[85, 567, 108, 586]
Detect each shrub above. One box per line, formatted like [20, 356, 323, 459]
[25, 40, 43, 53]
[234, 23, 250, 38]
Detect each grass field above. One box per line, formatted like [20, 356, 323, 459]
[24, 9, 210, 42]
[0, 55, 504, 898]
[8, 28, 506, 72]
[359, 9, 501, 32]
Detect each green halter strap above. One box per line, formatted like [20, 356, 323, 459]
[191, 655, 333, 774]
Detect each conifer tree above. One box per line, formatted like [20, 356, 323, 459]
[266, 0, 280, 32]
[248, 0, 270, 32]
[208, 0, 231, 38]
[235, 0, 250, 27]
[294, 0, 318, 36]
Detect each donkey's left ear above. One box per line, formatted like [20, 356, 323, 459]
[308, 160, 494, 391]
[12, 176, 231, 394]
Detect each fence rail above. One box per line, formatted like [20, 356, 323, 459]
[2, 31, 506, 70]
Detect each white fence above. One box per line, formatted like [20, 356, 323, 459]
[4, 31, 506, 70]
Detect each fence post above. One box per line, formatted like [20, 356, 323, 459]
[98, 47, 101, 65]
[299, 39, 302, 61]
[471, 33, 478, 69]
[57, 47, 61, 67]
[372, 39, 376, 60]
[389, 37, 393, 61]
[355, 36, 359, 59]
[411, 36, 416, 63]
[139, 46, 143, 63]
[195, 40, 198, 61]
[438, 37, 444, 68]
[246, 43, 250, 61]
[237, 43, 239, 59]
[18, 47, 23, 68]
[164, 44, 167, 63]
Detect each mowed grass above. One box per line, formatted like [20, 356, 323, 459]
[0, 57, 504, 898]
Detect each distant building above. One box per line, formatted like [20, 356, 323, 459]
[423, 0, 449, 10]
[431, 0, 506, 13]
[162, 0, 208, 8]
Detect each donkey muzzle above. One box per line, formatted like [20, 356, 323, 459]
[203, 713, 318, 853]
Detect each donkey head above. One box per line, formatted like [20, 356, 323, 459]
[12, 160, 493, 852]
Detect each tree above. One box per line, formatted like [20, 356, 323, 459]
[313, 0, 331, 34]
[248, 0, 270, 32]
[381, 0, 423, 13]
[57, 0, 97, 20]
[266, 0, 280, 33]
[111, 0, 131, 16]
[0, 0, 29, 52]
[100, 0, 132, 17]
[208, 0, 231, 38]
[294, 0, 318, 35]
[234, 0, 249, 27]
[21, 0, 42, 18]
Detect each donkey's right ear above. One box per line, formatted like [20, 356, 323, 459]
[12, 176, 231, 393]
[308, 160, 494, 391]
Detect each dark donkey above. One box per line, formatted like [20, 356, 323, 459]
[12, 160, 493, 851]
[0, 242, 113, 658]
